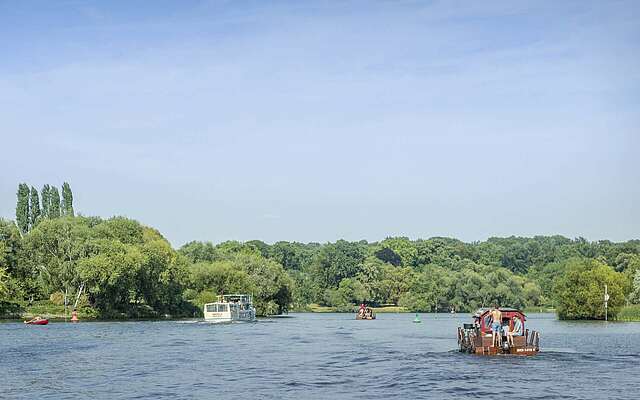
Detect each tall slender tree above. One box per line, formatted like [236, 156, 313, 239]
[41, 184, 51, 219]
[61, 182, 74, 217]
[29, 186, 41, 228]
[16, 183, 30, 234]
[49, 186, 61, 219]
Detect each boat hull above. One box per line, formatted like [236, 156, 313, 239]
[469, 345, 539, 356]
[25, 319, 49, 325]
[458, 327, 540, 356]
[203, 316, 256, 323]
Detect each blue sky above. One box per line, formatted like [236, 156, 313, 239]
[1, 0, 638, 246]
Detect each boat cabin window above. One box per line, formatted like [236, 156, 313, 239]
[483, 314, 492, 328]
[206, 304, 229, 313]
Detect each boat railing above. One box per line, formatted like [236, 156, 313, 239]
[524, 328, 540, 349]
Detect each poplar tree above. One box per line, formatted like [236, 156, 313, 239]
[61, 182, 74, 217]
[16, 183, 30, 234]
[49, 186, 61, 219]
[41, 184, 51, 219]
[29, 186, 41, 228]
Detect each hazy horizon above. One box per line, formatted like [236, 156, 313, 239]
[1, 1, 638, 247]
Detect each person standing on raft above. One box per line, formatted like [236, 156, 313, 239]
[489, 305, 502, 347]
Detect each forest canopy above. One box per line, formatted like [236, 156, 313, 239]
[2, 184, 639, 319]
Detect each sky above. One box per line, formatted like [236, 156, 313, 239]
[1, 0, 638, 247]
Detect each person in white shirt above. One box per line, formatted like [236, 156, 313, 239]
[506, 316, 523, 346]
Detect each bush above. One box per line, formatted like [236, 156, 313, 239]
[49, 291, 65, 305]
[399, 291, 433, 312]
[615, 305, 640, 321]
[554, 258, 628, 320]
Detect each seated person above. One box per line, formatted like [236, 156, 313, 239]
[506, 316, 523, 346]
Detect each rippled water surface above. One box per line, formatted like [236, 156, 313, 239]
[2, 313, 639, 399]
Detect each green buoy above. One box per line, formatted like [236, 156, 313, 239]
[413, 313, 421, 323]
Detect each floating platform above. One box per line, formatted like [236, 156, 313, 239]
[457, 308, 540, 356]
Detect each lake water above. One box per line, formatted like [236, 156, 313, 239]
[2, 313, 639, 399]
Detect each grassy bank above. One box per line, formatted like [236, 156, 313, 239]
[0, 300, 99, 321]
[299, 304, 409, 313]
[614, 305, 640, 321]
[523, 307, 556, 313]
[301, 305, 556, 314]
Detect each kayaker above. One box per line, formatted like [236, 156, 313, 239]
[71, 309, 79, 323]
[25, 316, 43, 324]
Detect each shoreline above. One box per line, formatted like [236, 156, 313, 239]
[5, 305, 640, 322]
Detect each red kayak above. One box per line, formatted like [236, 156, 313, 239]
[24, 319, 49, 325]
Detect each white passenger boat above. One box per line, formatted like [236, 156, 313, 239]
[203, 294, 256, 323]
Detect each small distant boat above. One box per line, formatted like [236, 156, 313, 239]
[24, 318, 49, 325]
[356, 307, 376, 320]
[203, 294, 256, 323]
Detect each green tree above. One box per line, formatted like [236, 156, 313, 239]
[373, 247, 402, 266]
[78, 239, 144, 315]
[312, 240, 367, 289]
[554, 258, 627, 320]
[29, 186, 41, 229]
[523, 281, 543, 307]
[355, 256, 386, 304]
[288, 269, 322, 307]
[232, 253, 293, 315]
[323, 278, 368, 310]
[140, 240, 190, 315]
[16, 183, 30, 235]
[49, 186, 61, 218]
[61, 182, 74, 216]
[21, 217, 94, 308]
[268, 241, 315, 271]
[179, 241, 219, 263]
[75, 217, 190, 317]
[0, 219, 38, 300]
[0, 267, 9, 300]
[94, 217, 145, 244]
[527, 261, 566, 306]
[0, 219, 22, 274]
[378, 265, 414, 305]
[377, 237, 417, 267]
[614, 253, 640, 281]
[629, 270, 640, 304]
[447, 268, 488, 312]
[40, 185, 51, 219]
[188, 261, 253, 296]
[399, 265, 449, 311]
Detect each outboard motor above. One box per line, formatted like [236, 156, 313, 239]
[458, 323, 479, 353]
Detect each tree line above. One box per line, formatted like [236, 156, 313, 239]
[178, 236, 640, 319]
[2, 184, 640, 319]
[16, 182, 74, 234]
